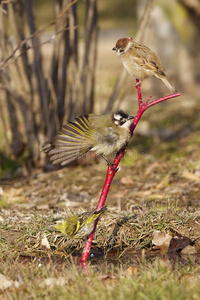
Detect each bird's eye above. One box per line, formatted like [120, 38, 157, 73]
[120, 49, 124, 53]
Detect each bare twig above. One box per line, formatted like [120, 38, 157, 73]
[0, 26, 77, 70]
[0, 0, 78, 70]
[0, 0, 98, 163]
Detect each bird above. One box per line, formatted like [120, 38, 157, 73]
[41, 110, 134, 167]
[112, 37, 177, 93]
[53, 206, 107, 239]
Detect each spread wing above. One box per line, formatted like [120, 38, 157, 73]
[43, 116, 95, 166]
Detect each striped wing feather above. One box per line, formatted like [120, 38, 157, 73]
[130, 41, 176, 93]
[131, 42, 165, 74]
[48, 116, 95, 166]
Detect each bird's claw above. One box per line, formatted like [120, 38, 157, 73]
[135, 80, 141, 87]
[108, 162, 118, 172]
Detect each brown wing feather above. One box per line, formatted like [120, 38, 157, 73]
[130, 41, 166, 74]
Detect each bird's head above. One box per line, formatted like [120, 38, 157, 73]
[112, 38, 132, 56]
[112, 110, 134, 127]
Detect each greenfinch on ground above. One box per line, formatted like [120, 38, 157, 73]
[53, 206, 107, 239]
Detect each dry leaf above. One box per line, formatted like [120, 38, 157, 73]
[41, 235, 51, 250]
[0, 216, 4, 222]
[152, 231, 172, 249]
[0, 274, 20, 291]
[0, 187, 3, 196]
[156, 257, 170, 267]
[145, 161, 166, 176]
[179, 274, 198, 283]
[113, 190, 128, 198]
[148, 194, 167, 200]
[156, 174, 170, 189]
[40, 277, 70, 288]
[126, 266, 139, 277]
[182, 171, 200, 183]
[36, 204, 49, 210]
[120, 177, 134, 186]
[181, 245, 197, 255]
[98, 274, 117, 287]
[98, 274, 116, 280]
[168, 235, 192, 253]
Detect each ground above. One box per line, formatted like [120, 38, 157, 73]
[0, 90, 200, 298]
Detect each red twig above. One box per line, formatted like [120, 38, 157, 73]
[80, 82, 181, 273]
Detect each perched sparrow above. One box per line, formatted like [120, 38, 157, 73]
[41, 110, 134, 166]
[53, 206, 107, 239]
[112, 37, 177, 93]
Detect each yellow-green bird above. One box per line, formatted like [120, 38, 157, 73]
[53, 206, 107, 239]
[41, 110, 134, 166]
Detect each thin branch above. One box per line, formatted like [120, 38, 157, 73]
[0, 0, 78, 70]
[0, 25, 77, 70]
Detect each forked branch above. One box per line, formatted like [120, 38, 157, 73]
[80, 80, 181, 275]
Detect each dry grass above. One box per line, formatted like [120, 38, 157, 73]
[0, 204, 200, 299]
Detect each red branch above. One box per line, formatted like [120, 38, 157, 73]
[80, 79, 180, 274]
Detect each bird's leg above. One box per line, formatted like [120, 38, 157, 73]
[101, 155, 118, 171]
[135, 78, 142, 107]
[135, 79, 141, 87]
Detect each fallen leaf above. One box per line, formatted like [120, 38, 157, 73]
[97, 274, 117, 287]
[148, 194, 167, 200]
[0, 187, 3, 196]
[181, 245, 197, 255]
[168, 235, 192, 253]
[0, 274, 20, 291]
[152, 231, 172, 247]
[141, 190, 152, 196]
[126, 266, 139, 277]
[157, 257, 170, 267]
[120, 177, 134, 186]
[64, 201, 83, 207]
[98, 274, 116, 280]
[179, 274, 198, 283]
[40, 277, 70, 288]
[145, 161, 166, 176]
[0, 216, 4, 222]
[182, 171, 200, 183]
[41, 235, 51, 250]
[113, 190, 128, 198]
[156, 174, 170, 189]
[36, 204, 49, 210]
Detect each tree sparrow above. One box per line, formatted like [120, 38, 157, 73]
[112, 37, 177, 93]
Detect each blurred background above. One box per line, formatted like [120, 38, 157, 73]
[0, 0, 200, 179]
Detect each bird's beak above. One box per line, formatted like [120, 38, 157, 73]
[112, 47, 116, 51]
[128, 116, 135, 120]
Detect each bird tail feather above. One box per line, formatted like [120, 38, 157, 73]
[157, 74, 178, 94]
